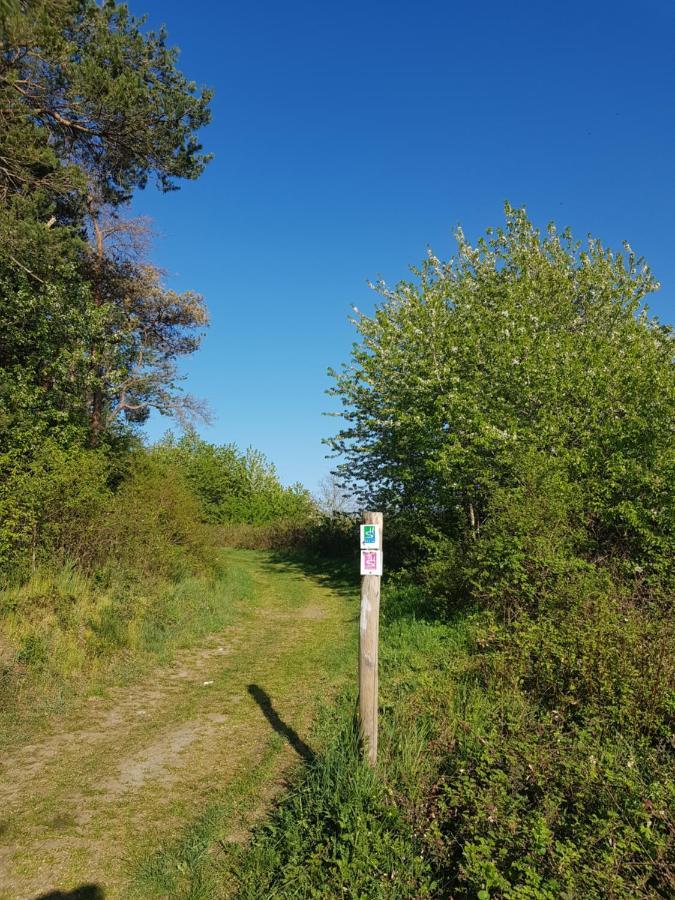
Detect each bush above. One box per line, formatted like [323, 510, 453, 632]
[507, 594, 674, 740]
[402, 561, 675, 898]
[423, 666, 674, 896]
[153, 432, 316, 526]
[0, 441, 216, 583]
[100, 451, 216, 580]
[0, 440, 111, 578]
[426, 710, 673, 897]
[218, 512, 358, 561]
[217, 519, 315, 552]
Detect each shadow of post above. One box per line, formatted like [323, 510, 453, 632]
[247, 684, 315, 763]
[35, 886, 104, 900]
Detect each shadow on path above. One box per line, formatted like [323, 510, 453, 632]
[261, 551, 358, 602]
[35, 886, 104, 900]
[247, 684, 315, 763]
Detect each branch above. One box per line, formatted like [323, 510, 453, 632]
[8, 251, 45, 284]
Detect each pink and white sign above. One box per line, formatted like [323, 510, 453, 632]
[360, 549, 382, 576]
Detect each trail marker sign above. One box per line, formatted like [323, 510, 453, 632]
[360, 523, 381, 550]
[359, 511, 383, 767]
[360, 549, 382, 576]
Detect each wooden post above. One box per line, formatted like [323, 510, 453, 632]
[359, 511, 382, 766]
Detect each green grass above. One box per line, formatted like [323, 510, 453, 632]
[7, 550, 668, 897]
[226, 585, 475, 899]
[1, 549, 360, 899]
[0, 552, 252, 747]
[125, 552, 361, 900]
[145, 571, 674, 899]
[130, 577, 475, 899]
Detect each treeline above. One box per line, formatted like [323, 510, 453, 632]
[0, 0, 216, 579]
[0, 3, 318, 730]
[233, 208, 675, 897]
[154, 432, 313, 527]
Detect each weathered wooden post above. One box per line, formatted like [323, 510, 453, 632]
[359, 511, 383, 766]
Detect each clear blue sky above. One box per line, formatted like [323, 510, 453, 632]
[133, 0, 675, 492]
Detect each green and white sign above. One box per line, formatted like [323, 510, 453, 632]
[360, 523, 381, 550]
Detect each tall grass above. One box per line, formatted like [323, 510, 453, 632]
[227, 586, 471, 899]
[0, 556, 253, 746]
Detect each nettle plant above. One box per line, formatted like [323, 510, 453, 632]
[328, 205, 674, 605]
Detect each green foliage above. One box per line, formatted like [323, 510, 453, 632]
[428, 711, 673, 897]
[0, 244, 97, 452]
[226, 578, 674, 898]
[0, 0, 222, 682]
[423, 597, 674, 897]
[328, 205, 674, 590]
[0, 0, 19, 28]
[219, 513, 357, 562]
[0, 0, 212, 205]
[0, 439, 110, 577]
[464, 449, 588, 618]
[100, 449, 217, 580]
[0, 0, 213, 453]
[0, 439, 216, 580]
[154, 431, 316, 526]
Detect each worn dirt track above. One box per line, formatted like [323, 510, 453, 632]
[0, 551, 354, 900]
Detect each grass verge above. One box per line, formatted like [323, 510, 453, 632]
[0, 552, 252, 749]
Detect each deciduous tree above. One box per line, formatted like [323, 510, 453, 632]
[328, 205, 674, 587]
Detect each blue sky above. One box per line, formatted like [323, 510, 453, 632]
[133, 0, 675, 492]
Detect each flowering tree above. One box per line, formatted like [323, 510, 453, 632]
[328, 206, 674, 590]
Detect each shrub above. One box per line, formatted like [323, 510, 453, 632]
[424, 681, 674, 897]
[0, 440, 111, 578]
[217, 519, 315, 552]
[507, 594, 674, 740]
[99, 451, 216, 580]
[409, 570, 675, 898]
[218, 512, 358, 561]
[0, 441, 216, 583]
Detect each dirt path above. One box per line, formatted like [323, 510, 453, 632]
[0, 551, 356, 900]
